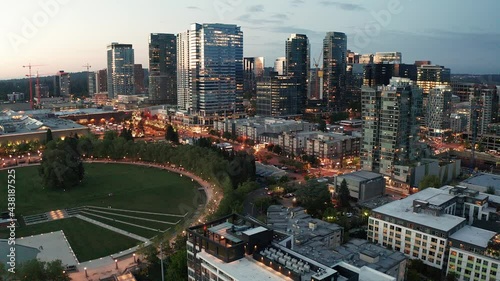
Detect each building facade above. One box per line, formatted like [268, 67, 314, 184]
[243, 57, 264, 99]
[334, 171, 385, 202]
[425, 85, 453, 137]
[373, 52, 402, 64]
[107, 43, 135, 99]
[323, 32, 347, 110]
[177, 23, 243, 124]
[361, 78, 423, 177]
[149, 33, 177, 105]
[285, 34, 309, 114]
[95, 69, 108, 93]
[256, 74, 300, 117]
[53, 70, 70, 97]
[416, 65, 451, 95]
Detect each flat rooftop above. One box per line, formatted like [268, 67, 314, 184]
[372, 188, 465, 232]
[198, 250, 293, 281]
[461, 173, 500, 189]
[449, 226, 496, 249]
[339, 171, 383, 183]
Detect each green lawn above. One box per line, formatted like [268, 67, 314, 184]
[82, 212, 161, 239]
[0, 218, 140, 262]
[0, 163, 203, 261]
[0, 163, 201, 216]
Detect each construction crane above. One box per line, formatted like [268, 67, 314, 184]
[22, 63, 44, 109]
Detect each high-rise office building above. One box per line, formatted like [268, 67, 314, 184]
[149, 33, 177, 105]
[425, 85, 453, 137]
[95, 69, 108, 94]
[107, 42, 135, 99]
[469, 85, 499, 137]
[308, 68, 323, 100]
[373, 52, 402, 64]
[256, 73, 300, 117]
[177, 23, 243, 123]
[363, 63, 417, 87]
[273, 57, 286, 75]
[323, 32, 347, 110]
[285, 34, 309, 114]
[416, 65, 451, 94]
[361, 78, 423, 176]
[243, 57, 264, 99]
[54, 70, 70, 97]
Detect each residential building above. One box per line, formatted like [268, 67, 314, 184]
[450, 113, 468, 133]
[286, 34, 309, 113]
[451, 81, 477, 102]
[468, 85, 499, 136]
[363, 63, 417, 87]
[107, 43, 135, 99]
[177, 23, 243, 125]
[53, 70, 70, 97]
[256, 73, 300, 117]
[425, 85, 453, 137]
[373, 52, 402, 64]
[360, 78, 423, 177]
[323, 32, 347, 110]
[149, 33, 177, 105]
[308, 68, 323, 100]
[416, 65, 451, 95]
[278, 131, 360, 165]
[333, 171, 385, 202]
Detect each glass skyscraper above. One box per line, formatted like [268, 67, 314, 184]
[107, 43, 135, 99]
[285, 34, 309, 114]
[323, 32, 347, 110]
[177, 23, 243, 123]
[149, 33, 177, 105]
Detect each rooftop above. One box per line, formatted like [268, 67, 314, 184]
[372, 188, 465, 232]
[449, 226, 496, 249]
[198, 250, 293, 281]
[338, 171, 384, 183]
[461, 173, 500, 189]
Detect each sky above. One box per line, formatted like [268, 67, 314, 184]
[0, 0, 499, 79]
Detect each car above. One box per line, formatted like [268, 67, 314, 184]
[346, 213, 353, 218]
[64, 265, 78, 272]
[283, 193, 295, 198]
[267, 191, 274, 196]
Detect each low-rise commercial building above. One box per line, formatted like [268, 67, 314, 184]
[333, 171, 385, 202]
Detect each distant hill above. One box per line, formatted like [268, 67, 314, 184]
[451, 74, 500, 85]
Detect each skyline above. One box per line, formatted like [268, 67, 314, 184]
[1, 0, 499, 79]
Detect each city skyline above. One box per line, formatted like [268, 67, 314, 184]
[1, 0, 499, 79]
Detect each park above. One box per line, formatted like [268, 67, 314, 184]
[0, 163, 204, 262]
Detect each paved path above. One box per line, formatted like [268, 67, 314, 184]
[80, 211, 165, 232]
[75, 215, 149, 243]
[83, 208, 179, 225]
[86, 205, 188, 217]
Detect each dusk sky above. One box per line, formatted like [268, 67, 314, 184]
[1, 0, 499, 79]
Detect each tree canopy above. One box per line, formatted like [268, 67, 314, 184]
[165, 125, 179, 144]
[295, 181, 332, 218]
[338, 179, 351, 210]
[418, 175, 441, 190]
[12, 259, 70, 281]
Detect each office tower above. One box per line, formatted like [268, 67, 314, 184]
[256, 73, 299, 117]
[363, 64, 417, 87]
[425, 85, 453, 137]
[414, 60, 431, 67]
[323, 32, 347, 110]
[373, 52, 402, 64]
[134, 64, 145, 94]
[361, 78, 423, 176]
[243, 57, 264, 99]
[469, 85, 499, 137]
[87, 72, 96, 96]
[450, 81, 480, 102]
[359, 54, 374, 64]
[35, 84, 50, 98]
[416, 65, 451, 94]
[285, 34, 309, 113]
[53, 70, 70, 97]
[274, 57, 286, 75]
[95, 69, 108, 93]
[107, 42, 135, 99]
[177, 23, 243, 122]
[346, 50, 360, 64]
[149, 33, 177, 105]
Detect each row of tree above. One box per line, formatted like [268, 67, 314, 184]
[0, 260, 70, 281]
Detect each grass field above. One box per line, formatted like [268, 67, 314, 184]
[0, 218, 140, 262]
[0, 163, 202, 216]
[0, 163, 204, 261]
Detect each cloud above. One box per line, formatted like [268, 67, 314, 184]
[319, 1, 366, 11]
[273, 13, 289, 20]
[268, 26, 322, 36]
[247, 4, 264, 12]
[236, 13, 285, 25]
[186, 6, 201, 10]
[291, 0, 305, 6]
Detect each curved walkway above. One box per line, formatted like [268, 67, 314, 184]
[2, 159, 221, 281]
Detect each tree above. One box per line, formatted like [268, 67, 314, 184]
[338, 179, 351, 210]
[39, 136, 84, 189]
[222, 131, 232, 140]
[318, 119, 327, 132]
[487, 186, 496, 195]
[165, 125, 179, 144]
[295, 181, 332, 218]
[15, 259, 70, 281]
[445, 271, 458, 281]
[165, 249, 187, 281]
[272, 145, 282, 155]
[119, 127, 134, 142]
[418, 175, 441, 190]
[46, 129, 53, 143]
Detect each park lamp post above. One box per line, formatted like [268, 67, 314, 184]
[115, 259, 118, 269]
[133, 253, 136, 263]
[84, 267, 87, 277]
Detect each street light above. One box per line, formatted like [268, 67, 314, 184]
[133, 253, 136, 263]
[115, 259, 118, 269]
[84, 267, 88, 277]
